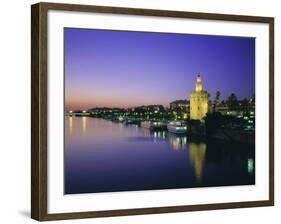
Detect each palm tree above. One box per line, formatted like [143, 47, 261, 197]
[213, 91, 221, 112]
[227, 93, 238, 110]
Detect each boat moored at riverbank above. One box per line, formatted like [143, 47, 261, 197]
[124, 119, 141, 126]
[167, 121, 188, 134]
[141, 121, 167, 131]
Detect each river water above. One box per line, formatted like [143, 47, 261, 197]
[64, 117, 255, 194]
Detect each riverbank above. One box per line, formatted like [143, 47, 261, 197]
[66, 115, 254, 145]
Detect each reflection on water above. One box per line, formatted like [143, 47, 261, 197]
[65, 117, 255, 194]
[140, 130, 205, 182]
[189, 143, 206, 183]
[170, 135, 187, 150]
[82, 117, 87, 132]
[68, 117, 73, 135]
[248, 158, 254, 175]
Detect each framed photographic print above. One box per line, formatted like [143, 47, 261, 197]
[31, 2, 274, 221]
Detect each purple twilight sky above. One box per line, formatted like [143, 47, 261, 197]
[64, 28, 255, 111]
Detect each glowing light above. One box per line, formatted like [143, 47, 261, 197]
[248, 159, 254, 174]
[189, 143, 206, 183]
[183, 137, 187, 144]
[190, 75, 208, 120]
[82, 116, 87, 132]
[69, 117, 73, 134]
[175, 126, 187, 130]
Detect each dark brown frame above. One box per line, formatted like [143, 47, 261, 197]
[31, 2, 274, 221]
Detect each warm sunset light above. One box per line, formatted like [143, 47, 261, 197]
[64, 28, 255, 111]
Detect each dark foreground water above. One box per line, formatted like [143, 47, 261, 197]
[64, 117, 255, 194]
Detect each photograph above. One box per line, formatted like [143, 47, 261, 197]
[64, 28, 255, 195]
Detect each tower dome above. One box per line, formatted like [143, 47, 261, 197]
[196, 74, 202, 92]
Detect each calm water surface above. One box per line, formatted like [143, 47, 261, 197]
[65, 117, 255, 194]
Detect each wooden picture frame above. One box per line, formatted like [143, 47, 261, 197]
[31, 2, 274, 221]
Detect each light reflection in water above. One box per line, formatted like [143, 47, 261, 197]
[69, 117, 73, 135]
[142, 129, 188, 150]
[154, 132, 157, 138]
[141, 130, 168, 143]
[64, 118, 255, 194]
[189, 142, 206, 183]
[153, 131, 164, 143]
[82, 117, 87, 132]
[169, 135, 187, 150]
[248, 158, 254, 174]
[141, 128, 151, 137]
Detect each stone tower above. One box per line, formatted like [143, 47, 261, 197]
[190, 75, 209, 120]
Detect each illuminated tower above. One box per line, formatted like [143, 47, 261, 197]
[195, 75, 202, 92]
[190, 74, 209, 120]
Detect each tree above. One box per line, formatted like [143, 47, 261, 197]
[205, 112, 224, 136]
[227, 93, 238, 110]
[241, 98, 249, 111]
[250, 94, 255, 107]
[207, 93, 211, 112]
[212, 91, 221, 112]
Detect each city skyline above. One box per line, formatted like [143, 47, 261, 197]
[65, 28, 255, 111]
